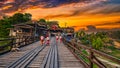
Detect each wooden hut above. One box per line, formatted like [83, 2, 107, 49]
[9, 23, 34, 37]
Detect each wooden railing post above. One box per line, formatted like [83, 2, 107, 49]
[90, 47, 93, 68]
[31, 36, 33, 43]
[10, 38, 14, 50]
[34, 36, 35, 42]
[73, 44, 75, 52]
[63, 38, 120, 68]
[25, 36, 27, 45]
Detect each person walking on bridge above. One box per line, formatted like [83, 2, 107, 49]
[40, 35, 44, 45]
[56, 35, 59, 43]
[46, 36, 50, 45]
[59, 35, 62, 43]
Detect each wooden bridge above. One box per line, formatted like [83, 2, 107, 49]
[0, 37, 120, 68]
[0, 37, 84, 68]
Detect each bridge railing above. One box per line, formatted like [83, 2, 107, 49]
[63, 38, 120, 68]
[0, 36, 39, 55]
[0, 38, 14, 54]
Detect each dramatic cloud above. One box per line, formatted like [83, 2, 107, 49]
[96, 21, 120, 26]
[0, 0, 105, 13]
[0, 0, 120, 31]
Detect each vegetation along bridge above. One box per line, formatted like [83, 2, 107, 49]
[0, 36, 120, 68]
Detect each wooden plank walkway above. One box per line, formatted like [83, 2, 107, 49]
[0, 37, 84, 68]
[0, 42, 40, 68]
[58, 42, 84, 68]
[28, 46, 50, 68]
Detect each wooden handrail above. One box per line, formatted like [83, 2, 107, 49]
[0, 38, 14, 48]
[92, 49, 120, 64]
[63, 41, 90, 68]
[0, 36, 39, 55]
[63, 38, 120, 68]
[0, 38, 14, 41]
[76, 43, 120, 64]
[72, 41, 120, 64]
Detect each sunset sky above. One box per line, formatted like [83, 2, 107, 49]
[0, 0, 120, 31]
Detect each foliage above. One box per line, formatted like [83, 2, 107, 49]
[38, 18, 47, 26]
[75, 31, 86, 40]
[81, 35, 90, 45]
[107, 45, 116, 50]
[75, 31, 111, 49]
[0, 40, 11, 46]
[24, 13, 32, 21]
[0, 13, 32, 37]
[75, 31, 120, 59]
[39, 19, 46, 23]
[92, 37, 103, 49]
[81, 49, 89, 55]
[108, 31, 120, 40]
[12, 13, 32, 24]
[0, 20, 12, 37]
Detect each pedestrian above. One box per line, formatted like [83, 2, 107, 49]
[40, 35, 44, 45]
[46, 33, 48, 38]
[56, 35, 59, 42]
[59, 35, 62, 43]
[46, 36, 50, 45]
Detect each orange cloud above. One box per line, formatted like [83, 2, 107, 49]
[4, 0, 120, 31]
[2, 5, 13, 10]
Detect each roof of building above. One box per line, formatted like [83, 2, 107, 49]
[13, 23, 34, 28]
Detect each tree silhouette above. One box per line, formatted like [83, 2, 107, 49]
[39, 19, 46, 23]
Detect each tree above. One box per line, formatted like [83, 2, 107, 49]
[12, 13, 24, 23]
[24, 13, 32, 21]
[0, 19, 12, 37]
[92, 37, 103, 49]
[77, 31, 86, 39]
[0, 13, 32, 37]
[12, 13, 32, 24]
[39, 19, 46, 23]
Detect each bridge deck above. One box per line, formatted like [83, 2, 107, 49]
[0, 38, 84, 68]
[58, 42, 84, 68]
[0, 42, 39, 68]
